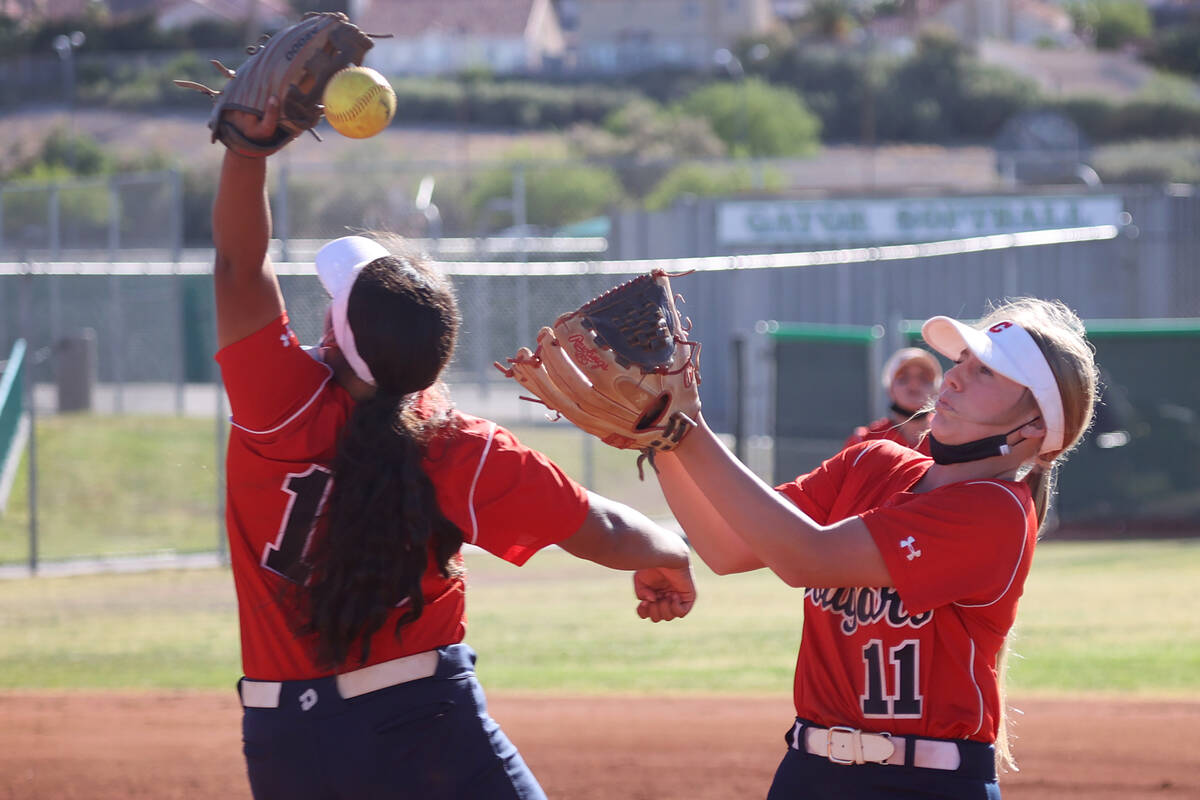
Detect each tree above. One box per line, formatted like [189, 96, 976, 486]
[675, 79, 821, 157]
[468, 159, 625, 231]
[567, 99, 727, 196]
[1147, 23, 1200, 77]
[643, 162, 783, 211]
[1068, 0, 1153, 50]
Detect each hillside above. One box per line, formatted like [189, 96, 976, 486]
[1, 106, 565, 174]
[1, 105, 1004, 193]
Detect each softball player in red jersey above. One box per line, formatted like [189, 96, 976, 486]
[842, 347, 942, 454]
[655, 298, 1097, 799]
[212, 101, 695, 800]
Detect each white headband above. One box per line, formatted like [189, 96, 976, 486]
[921, 316, 1066, 454]
[314, 235, 390, 386]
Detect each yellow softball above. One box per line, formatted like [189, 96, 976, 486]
[322, 66, 397, 139]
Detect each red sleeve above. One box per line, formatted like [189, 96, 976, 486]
[843, 427, 868, 450]
[429, 419, 589, 566]
[862, 480, 1035, 613]
[214, 315, 333, 433]
[774, 446, 860, 526]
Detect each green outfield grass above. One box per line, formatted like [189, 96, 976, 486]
[0, 414, 669, 565]
[0, 540, 1196, 696]
[1006, 538, 1200, 695]
[0, 415, 223, 562]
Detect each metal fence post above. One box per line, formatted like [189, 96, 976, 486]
[48, 186, 60, 259]
[21, 268, 38, 574]
[513, 166, 530, 358]
[582, 430, 595, 490]
[170, 168, 184, 263]
[836, 262, 852, 324]
[277, 163, 290, 263]
[732, 334, 746, 462]
[475, 277, 491, 398]
[512, 164, 527, 233]
[49, 274, 62, 353]
[174, 262, 186, 416]
[107, 177, 121, 258]
[108, 273, 124, 413]
[26, 356, 38, 576]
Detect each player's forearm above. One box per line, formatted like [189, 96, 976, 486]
[559, 492, 690, 571]
[655, 452, 765, 575]
[211, 150, 286, 348]
[213, 151, 270, 274]
[671, 418, 835, 586]
[673, 421, 894, 587]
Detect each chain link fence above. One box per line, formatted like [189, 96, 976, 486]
[0, 172, 185, 262]
[1, 173, 1198, 570]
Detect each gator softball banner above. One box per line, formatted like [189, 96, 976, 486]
[717, 194, 1124, 247]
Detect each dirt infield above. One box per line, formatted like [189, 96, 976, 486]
[1, 691, 1196, 799]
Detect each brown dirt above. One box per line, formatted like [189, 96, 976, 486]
[0, 691, 1195, 799]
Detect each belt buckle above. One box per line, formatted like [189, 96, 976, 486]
[826, 725, 861, 765]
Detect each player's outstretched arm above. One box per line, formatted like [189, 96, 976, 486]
[558, 492, 696, 622]
[671, 415, 891, 589]
[654, 451, 766, 575]
[212, 97, 286, 349]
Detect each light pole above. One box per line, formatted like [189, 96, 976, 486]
[714, 44, 769, 158]
[53, 31, 86, 170]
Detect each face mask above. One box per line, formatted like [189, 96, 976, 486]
[890, 401, 929, 420]
[928, 418, 1040, 465]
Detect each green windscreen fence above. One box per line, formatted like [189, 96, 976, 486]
[769, 322, 884, 483]
[772, 319, 1200, 533]
[1047, 320, 1200, 531]
[902, 318, 1200, 531]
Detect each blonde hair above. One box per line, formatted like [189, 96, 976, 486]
[977, 297, 1099, 773]
[979, 298, 1099, 527]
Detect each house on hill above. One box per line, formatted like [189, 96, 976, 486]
[1, 0, 91, 20]
[567, 0, 777, 74]
[865, 0, 1159, 99]
[2, 0, 293, 27]
[150, 0, 294, 31]
[350, 0, 566, 76]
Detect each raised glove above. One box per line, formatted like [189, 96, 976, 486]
[173, 11, 378, 156]
[495, 271, 701, 471]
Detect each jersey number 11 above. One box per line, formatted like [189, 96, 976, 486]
[861, 639, 923, 719]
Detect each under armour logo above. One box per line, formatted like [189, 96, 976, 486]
[280, 332, 293, 348]
[899, 536, 922, 561]
[298, 688, 318, 711]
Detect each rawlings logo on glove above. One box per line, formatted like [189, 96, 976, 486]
[568, 334, 610, 371]
[173, 11, 384, 157]
[495, 270, 702, 475]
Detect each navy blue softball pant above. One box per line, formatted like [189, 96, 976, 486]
[239, 644, 545, 800]
[766, 720, 1002, 800]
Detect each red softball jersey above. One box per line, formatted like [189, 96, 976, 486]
[775, 439, 1037, 743]
[843, 417, 932, 455]
[216, 315, 589, 681]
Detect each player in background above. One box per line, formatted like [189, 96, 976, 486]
[654, 299, 1097, 799]
[842, 347, 942, 454]
[213, 99, 696, 800]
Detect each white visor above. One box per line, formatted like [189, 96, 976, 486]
[315, 235, 390, 386]
[880, 347, 942, 391]
[921, 316, 1065, 454]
